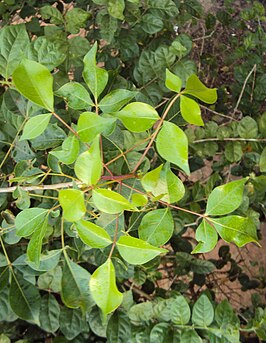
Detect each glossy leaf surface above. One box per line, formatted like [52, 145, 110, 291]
[206, 178, 247, 216]
[75, 220, 112, 248]
[74, 136, 102, 185]
[184, 74, 217, 104]
[59, 189, 86, 222]
[20, 114, 51, 140]
[156, 122, 189, 174]
[117, 236, 167, 265]
[113, 102, 159, 132]
[90, 258, 123, 315]
[92, 189, 135, 214]
[192, 219, 218, 254]
[13, 59, 54, 112]
[180, 95, 203, 126]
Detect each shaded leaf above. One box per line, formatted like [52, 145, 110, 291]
[192, 294, 214, 326]
[55, 82, 93, 110]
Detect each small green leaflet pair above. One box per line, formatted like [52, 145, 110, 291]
[192, 178, 259, 253]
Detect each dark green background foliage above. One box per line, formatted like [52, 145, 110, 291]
[0, 0, 265, 342]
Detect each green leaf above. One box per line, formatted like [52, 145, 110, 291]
[211, 215, 259, 247]
[215, 299, 239, 327]
[139, 208, 174, 246]
[108, 0, 125, 20]
[15, 208, 49, 236]
[59, 189, 86, 222]
[113, 102, 159, 132]
[116, 236, 167, 265]
[39, 294, 60, 333]
[142, 13, 164, 34]
[192, 294, 214, 326]
[13, 59, 54, 112]
[99, 89, 136, 113]
[27, 216, 49, 266]
[90, 258, 123, 315]
[83, 42, 108, 100]
[224, 141, 243, 162]
[77, 112, 116, 143]
[165, 68, 182, 93]
[156, 122, 190, 174]
[0, 24, 30, 79]
[192, 219, 218, 254]
[206, 178, 247, 216]
[237, 116, 258, 139]
[38, 266, 62, 293]
[141, 163, 185, 203]
[259, 147, 266, 172]
[107, 311, 132, 342]
[65, 8, 91, 34]
[59, 307, 84, 340]
[61, 256, 94, 312]
[180, 330, 202, 343]
[75, 220, 112, 248]
[92, 189, 136, 214]
[55, 82, 93, 110]
[150, 323, 172, 343]
[10, 272, 40, 324]
[180, 95, 204, 126]
[26, 36, 67, 71]
[20, 113, 51, 140]
[40, 5, 64, 24]
[27, 249, 62, 272]
[49, 136, 80, 165]
[184, 74, 217, 104]
[171, 295, 191, 325]
[74, 136, 102, 185]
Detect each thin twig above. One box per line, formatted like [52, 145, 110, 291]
[193, 137, 266, 143]
[232, 64, 257, 116]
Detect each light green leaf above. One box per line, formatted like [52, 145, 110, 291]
[139, 208, 174, 246]
[117, 236, 167, 265]
[99, 89, 136, 113]
[113, 102, 159, 132]
[184, 74, 217, 104]
[211, 215, 259, 247]
[55, 82, 93, 110]
[92, 189, 136, 214]
[77, 112, 116, 143]
[180, 330, 202, 343]
[192, 294, 214, 326]
[171, 296, 191, 325]
[61, 256, 94, 312]
[180, 95, 203, 126]
[49, 136, 80, 165]
[131, 193, 148, 207]
[156, 122, 190, 174]
[20, 113, 51, 141]
[83, 42, 108, 100]
[90, 258, 123, 315]
[13, 59, 54, 112]
[39, 294, 60, 333]
[74, 136, 102, 185]
[59, 189, 86, 222]
[141, 163, 185, 203]
[259, 147, 266, 172]
[27, 216, 49, 266]
[165, 68, 182, 93]
[108, 0, 125, 20]
[206, 178, 247, 216]
[75, 220, 112, 248]
[10, 272, 40, 324]
[0, 24, 30, 79]
[15, 208, 49, 236]
[192, 219, 218, 254]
